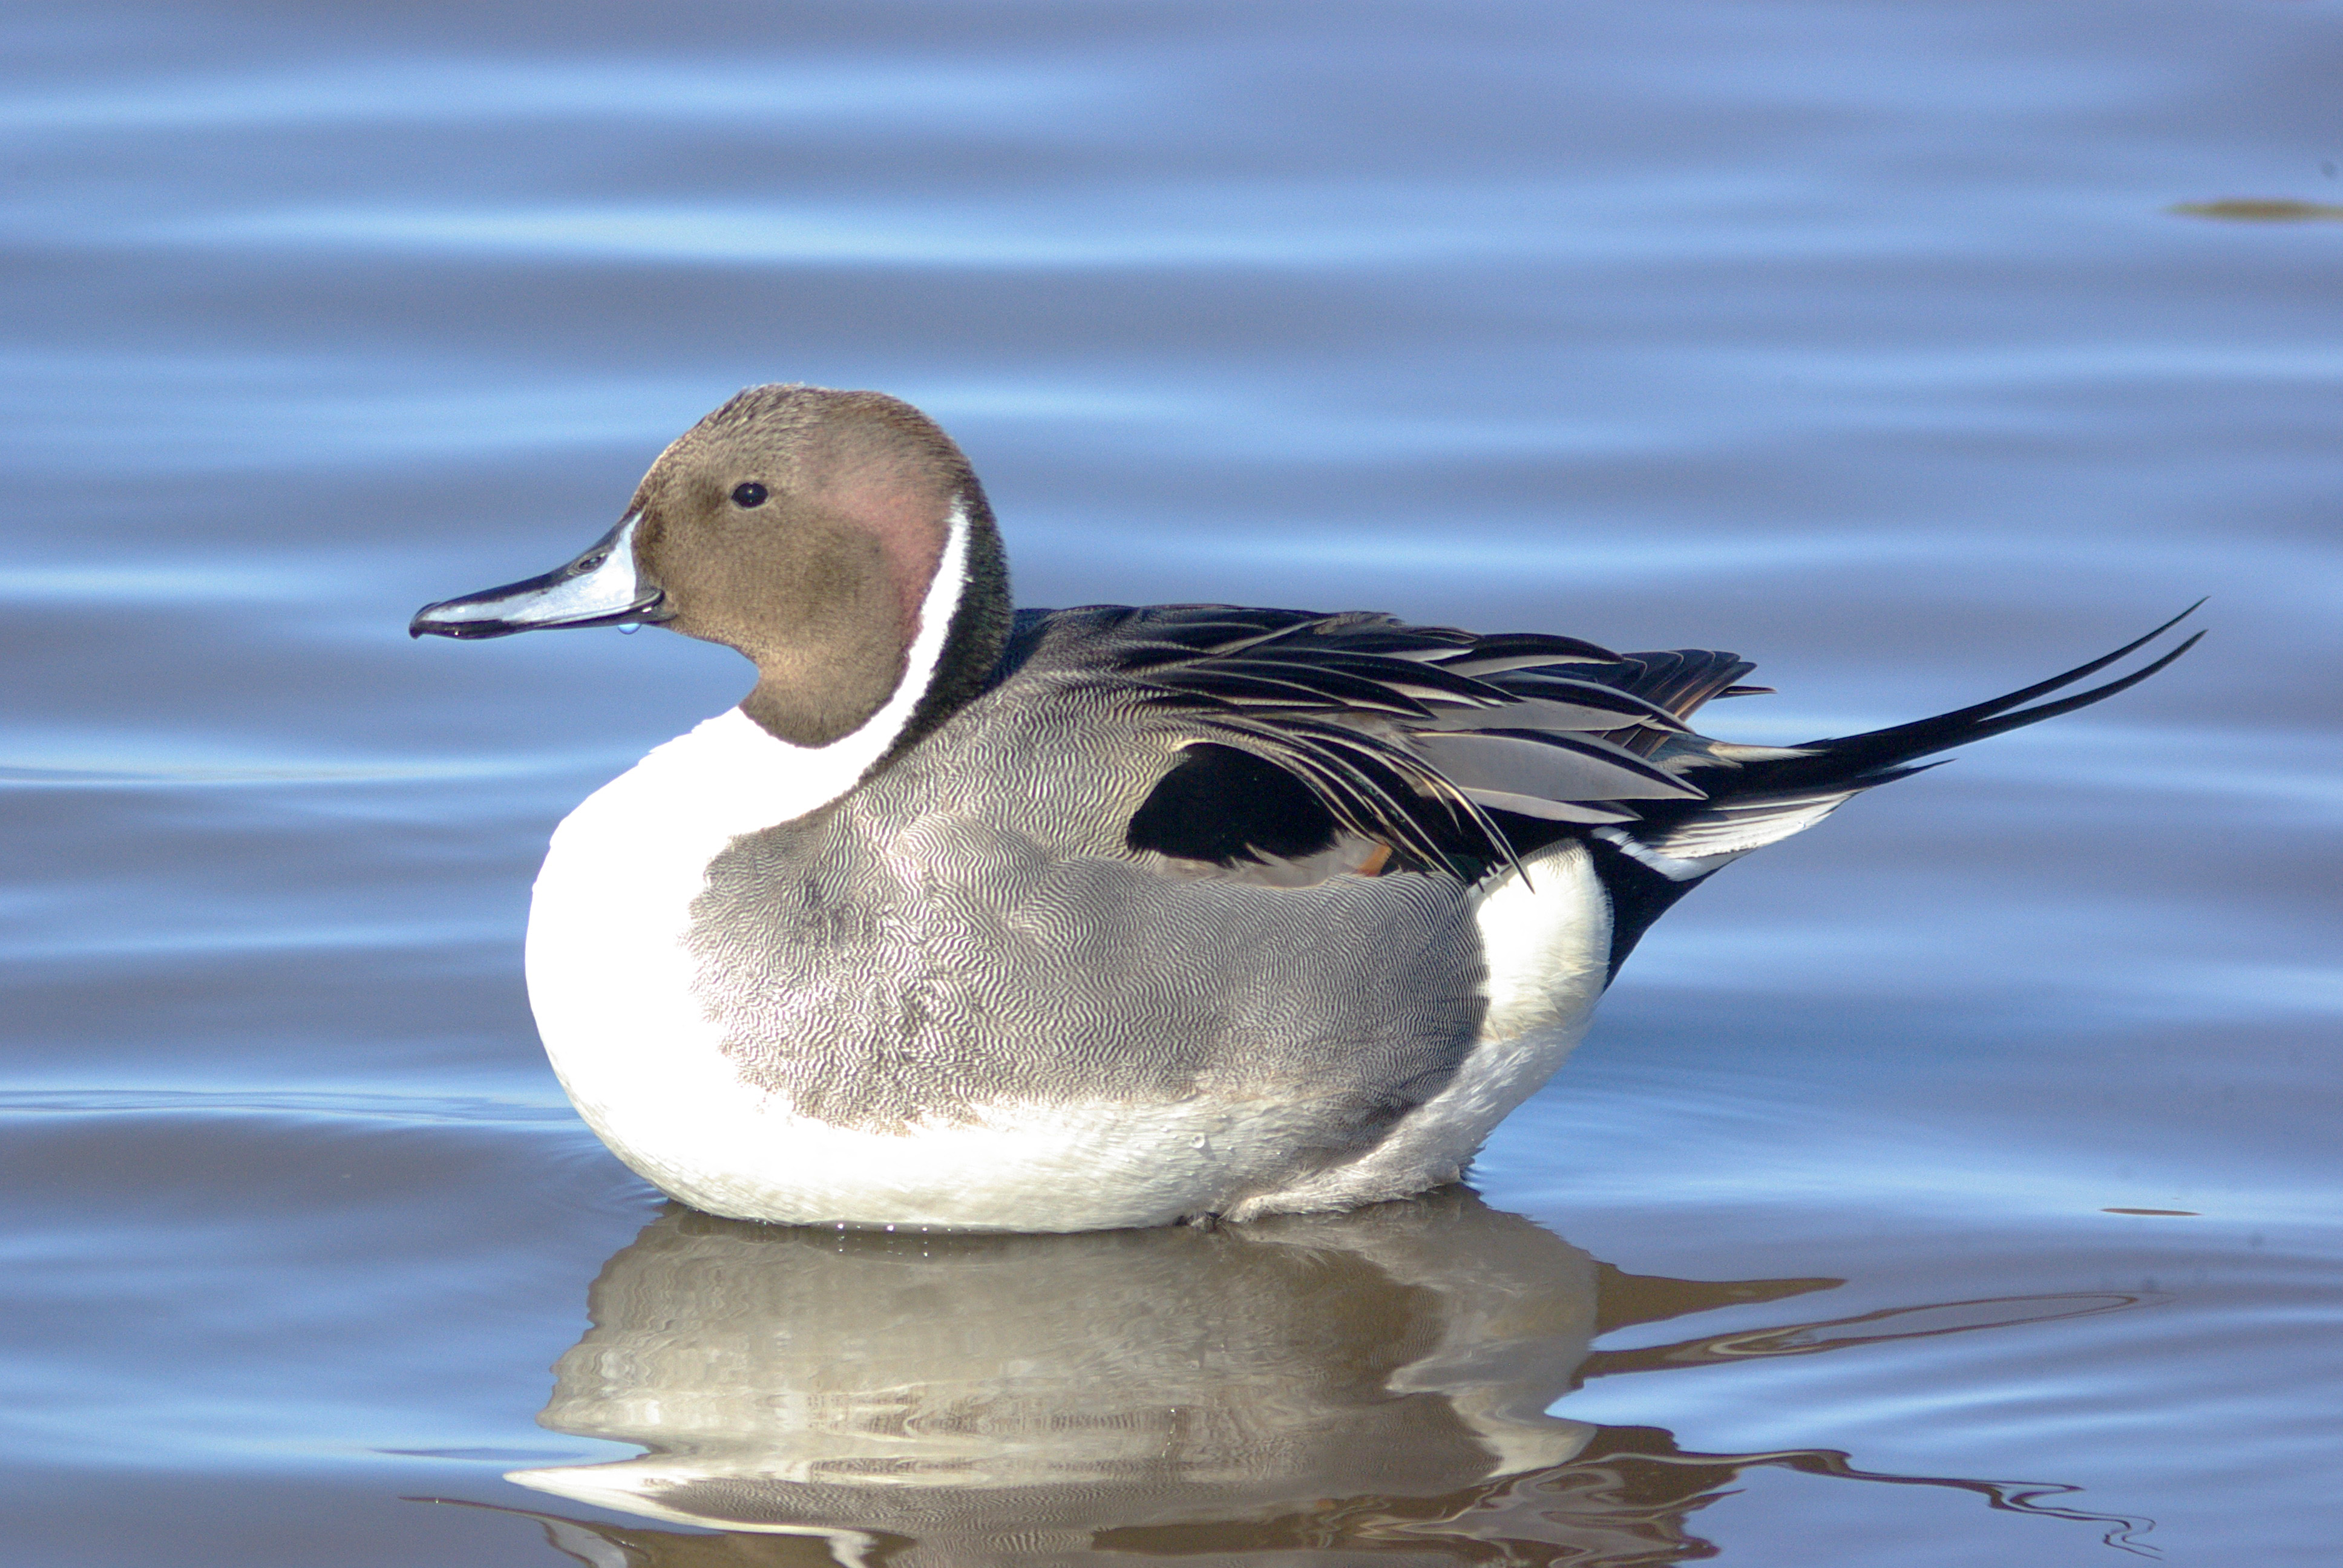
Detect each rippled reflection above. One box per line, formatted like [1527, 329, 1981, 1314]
[454, 1192, 2151, 1564]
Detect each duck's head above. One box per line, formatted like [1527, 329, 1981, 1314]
[412, 385, 1011, 750]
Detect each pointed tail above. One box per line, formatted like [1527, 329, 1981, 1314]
[1588, 604, 2202, 979]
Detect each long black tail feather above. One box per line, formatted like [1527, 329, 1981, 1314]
[1582, 605, 2203, 981]
[1780, 601, 2204, 787]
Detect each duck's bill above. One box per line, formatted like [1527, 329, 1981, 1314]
[410, 517, 669, 639]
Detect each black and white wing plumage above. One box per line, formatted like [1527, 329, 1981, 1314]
[1085, 606, 1703, 877]
[1039, 600, 2200, 976]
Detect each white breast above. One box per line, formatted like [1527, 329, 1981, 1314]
[525, 502, 1000, 1219]
[525, 708, 842, 1201]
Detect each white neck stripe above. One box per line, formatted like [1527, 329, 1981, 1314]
[543, 499, 973, 886]
[799, 494, 971, 773]
[668, 494, 974, 829]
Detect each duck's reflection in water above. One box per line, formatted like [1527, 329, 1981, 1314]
[479, 1192, 2149, 1565]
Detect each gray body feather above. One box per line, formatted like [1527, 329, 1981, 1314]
[687, 598, 2201, 1171]
[689, 608, 1492, 1156]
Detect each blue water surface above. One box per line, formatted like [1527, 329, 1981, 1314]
[3, 3, 2339, 1563]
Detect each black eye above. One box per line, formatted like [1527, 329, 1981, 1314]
[730, 482, 768, 509]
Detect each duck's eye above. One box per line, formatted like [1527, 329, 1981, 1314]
[730, 482, 769, 509]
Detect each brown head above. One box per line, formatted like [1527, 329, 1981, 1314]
[412, 385, 1013, 751]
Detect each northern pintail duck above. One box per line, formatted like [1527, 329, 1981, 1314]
[412, 385, 2197, 1233]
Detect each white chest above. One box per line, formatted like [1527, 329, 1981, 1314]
[523, 710, 844, 1188]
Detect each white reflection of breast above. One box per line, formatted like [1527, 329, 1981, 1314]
[509, 1191, 1601, 1540]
